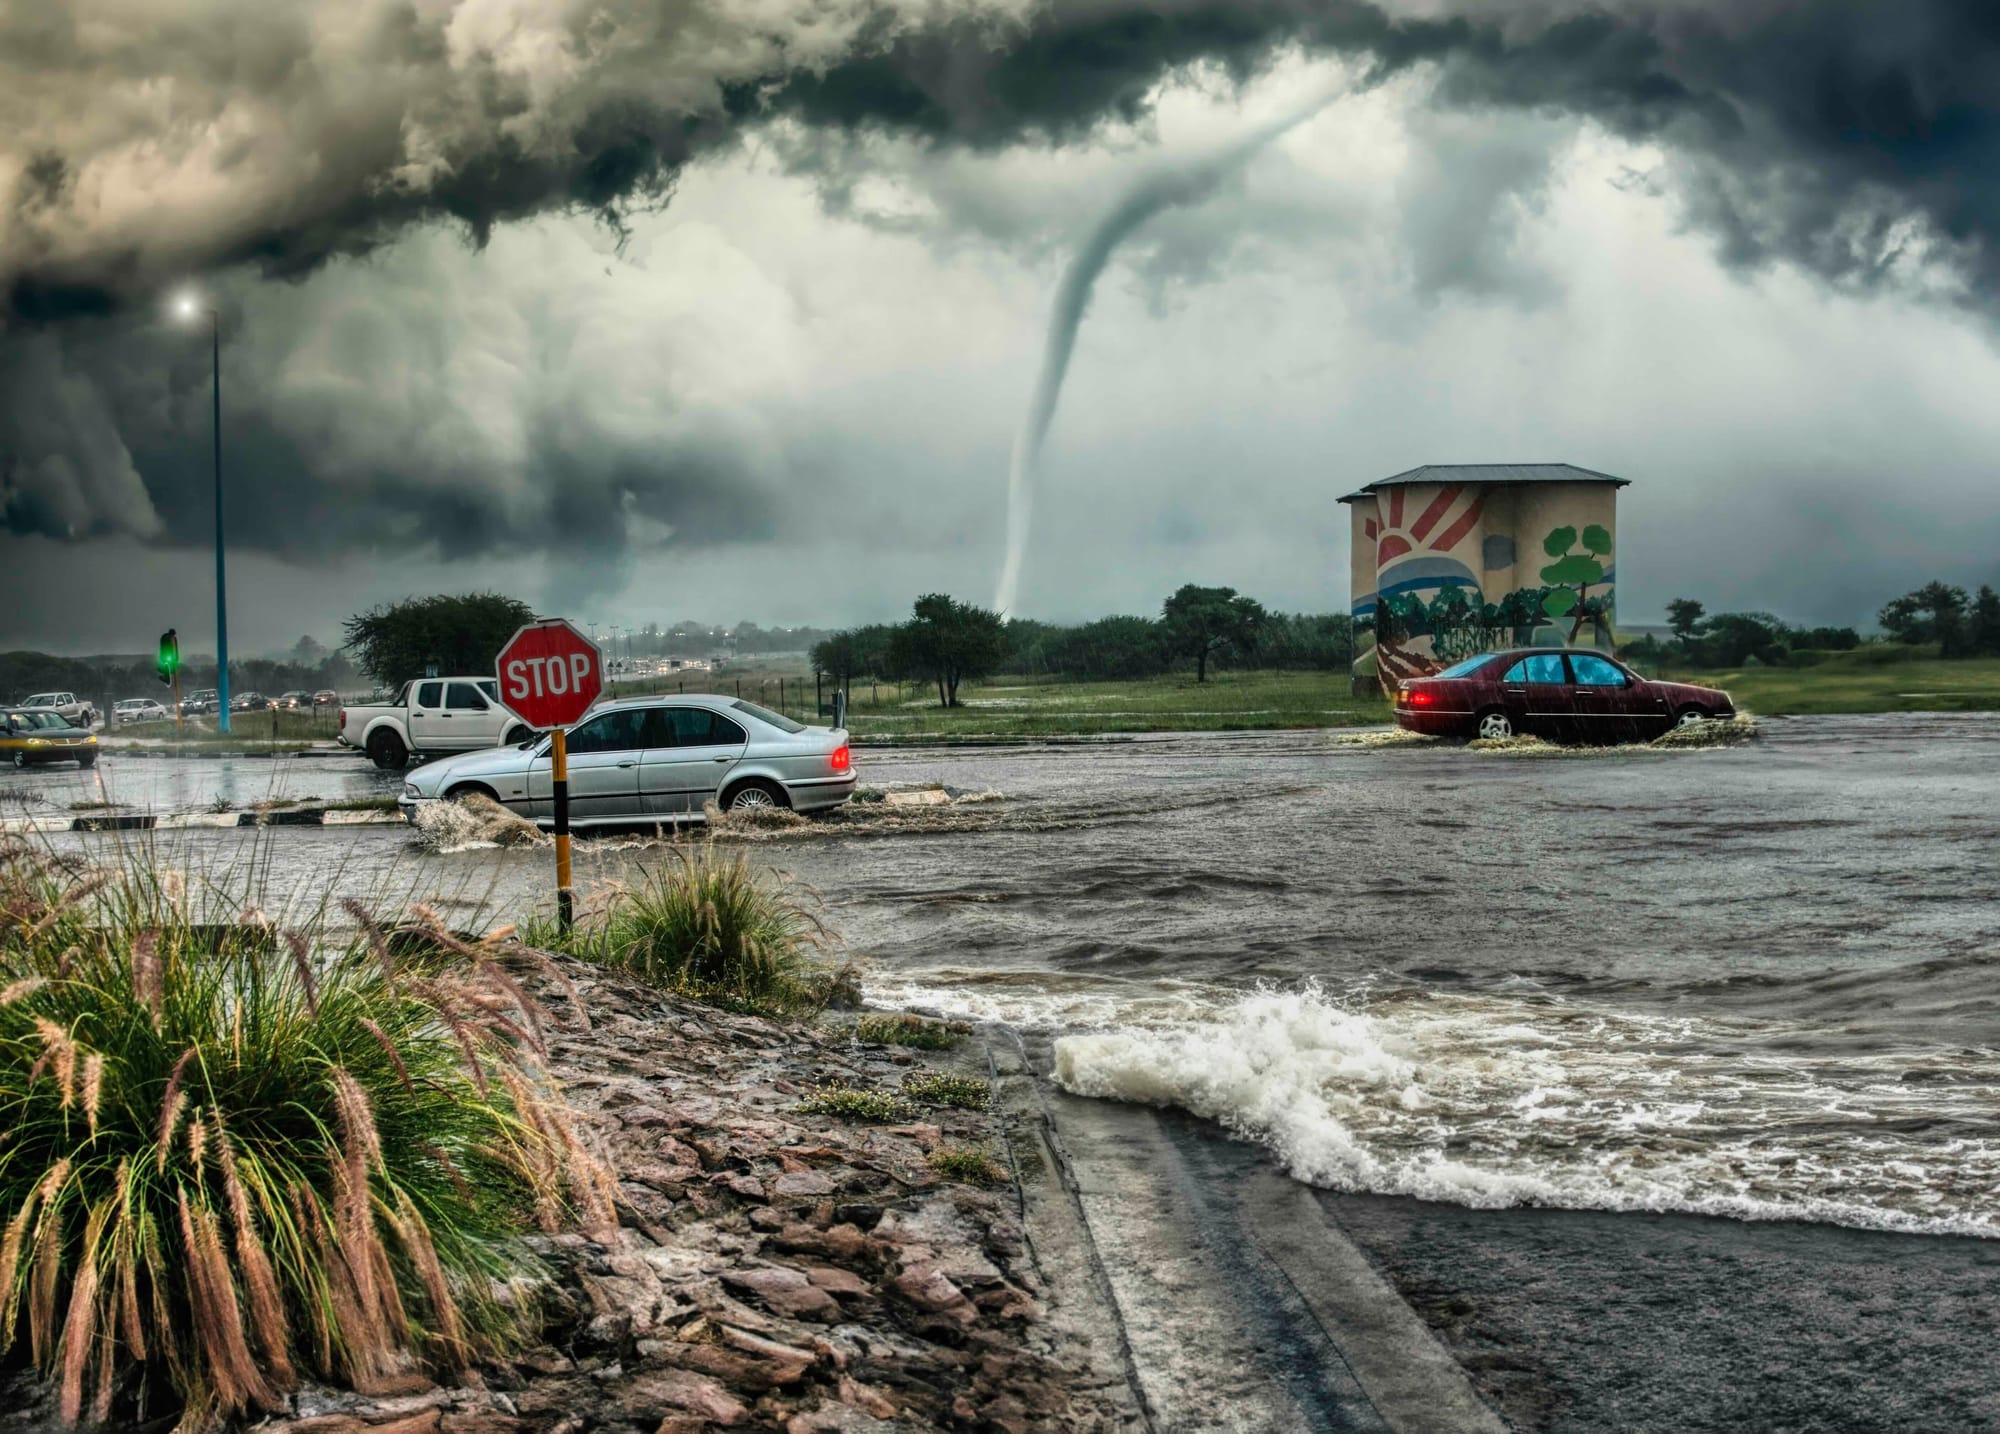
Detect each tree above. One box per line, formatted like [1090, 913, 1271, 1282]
[1878, 581, 1969, 650]
[1968, 584, 2000, 658]
[341, 593, 535, 687]
[1878, 593, 1929, 645]
[890, 594, 1006, 707]
[1539, 524, 1614, 644]
[1702, 612, 1789, 668]
[289, 634, 327, 666]
[1665, 598, 1706, 649]
[1047, 616, 1167, 680]
[1160, 584, 1266, 683]
[810, 631, 861, 687]
[1924, 581, 1970, 657]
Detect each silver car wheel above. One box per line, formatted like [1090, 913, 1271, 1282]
[1677, 708, 1707, 728]
[729, 785, 777, 811]
[1477, 711, 1513, 741]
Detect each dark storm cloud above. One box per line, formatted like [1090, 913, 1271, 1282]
[11, 2, 2000, 320]
[7, 0, 2000, 562]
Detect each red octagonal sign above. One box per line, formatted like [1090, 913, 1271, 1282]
[495, 618, 604, 730]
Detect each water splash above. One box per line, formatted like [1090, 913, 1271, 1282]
[1053, 980, 2000, 1238]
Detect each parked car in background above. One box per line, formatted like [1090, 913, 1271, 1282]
[278, 690, 313, 709]
[2, 709, 98, 768]
[18, 692, 97, 728]
[1393, 649, 1736, 744]
[312, 689, 339, 708]
[339, 677, 525, 769]
[112, 698, 170, 725]
[229, 691, 272, 713]
[398, 695, 854, 824]
[180, 688, 219, 716]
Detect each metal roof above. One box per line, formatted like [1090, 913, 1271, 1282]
[1338, 463, 1630, 502]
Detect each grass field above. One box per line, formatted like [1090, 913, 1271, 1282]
[94, 708, 335, 753]
[621, 665, 1388, 737]
[76, 650, 1996, 754]
[1650, 652, 2000, 716]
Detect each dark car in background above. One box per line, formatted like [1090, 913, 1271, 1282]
[3, 709, 98, 768]
[229, 691, 272, 713]
[1393, 649, 1735, 743]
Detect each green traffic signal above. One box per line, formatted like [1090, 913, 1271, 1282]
[157, 629, 180, 685]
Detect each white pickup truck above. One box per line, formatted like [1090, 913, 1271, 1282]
[338, 677, 537, 769]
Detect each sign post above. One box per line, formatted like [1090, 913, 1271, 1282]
[494, 619, 604, 930]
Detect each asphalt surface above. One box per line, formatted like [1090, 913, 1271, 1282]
[13, 715, 1999, 1430]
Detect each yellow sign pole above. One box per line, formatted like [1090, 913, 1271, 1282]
[173, 670, 182, 736]
[551, 727, 573, 929]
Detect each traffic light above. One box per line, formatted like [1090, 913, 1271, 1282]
[157, 629, 180, 686]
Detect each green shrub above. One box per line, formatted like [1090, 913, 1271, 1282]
[0, 843, 605, 1428]
[527, 843, 834, 1016]
[901, 1072, 990, 1110]
[927, 1146, 1008, 1186]
[796, 1084, 917, 1123]
[854, 1014, 969, 1050]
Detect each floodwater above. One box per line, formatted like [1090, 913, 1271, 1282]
[17, 716, 2000, 1425]
[23, 715, 1997, 1237]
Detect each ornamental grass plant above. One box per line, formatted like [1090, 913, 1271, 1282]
[531, 842, 838, 1016]
[0, 838, 609, 1429]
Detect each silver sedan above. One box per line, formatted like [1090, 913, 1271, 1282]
[397, 694, 855, 826]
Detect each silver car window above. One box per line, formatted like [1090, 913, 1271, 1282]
[566, 709, 650, 754]
[663, 707, 747, 747]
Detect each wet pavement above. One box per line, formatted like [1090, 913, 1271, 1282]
[19, 714, 2000, 1429]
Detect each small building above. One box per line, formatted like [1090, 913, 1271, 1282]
[1339, 463, 1628, 692]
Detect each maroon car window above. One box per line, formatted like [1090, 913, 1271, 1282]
[1505, 655, 1566, 683]
[1569, 655, 1627, 686]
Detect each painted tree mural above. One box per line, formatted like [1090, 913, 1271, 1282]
[1540, 524, 1614, 644]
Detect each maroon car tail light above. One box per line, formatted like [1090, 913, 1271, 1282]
[1406, 690, 1435, 706]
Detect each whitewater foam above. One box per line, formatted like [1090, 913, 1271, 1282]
[1052, 982, 1999, 1239]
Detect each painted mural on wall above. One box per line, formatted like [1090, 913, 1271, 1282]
[1348, 481, 1617, 690]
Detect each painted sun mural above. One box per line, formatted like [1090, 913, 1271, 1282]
[1341, 465, 1626, 691]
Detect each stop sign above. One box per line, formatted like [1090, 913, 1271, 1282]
[495, 619, 604, 729]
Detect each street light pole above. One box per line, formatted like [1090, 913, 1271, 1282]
[178, 293, 230, 732]
[208, 308, 230, 734]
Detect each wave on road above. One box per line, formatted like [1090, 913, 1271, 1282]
[1051, 981, 1998, 1239]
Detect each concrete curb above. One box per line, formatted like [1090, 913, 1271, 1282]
[1013, 1073, 1507, 1433]
[91, 746, 354, 760]
[0, 809, 406, 834]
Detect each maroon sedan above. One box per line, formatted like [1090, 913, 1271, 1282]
[1393, 649, 1736, 743]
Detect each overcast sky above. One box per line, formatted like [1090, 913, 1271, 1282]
[5, 0, 2000, 656]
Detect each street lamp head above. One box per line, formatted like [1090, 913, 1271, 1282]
[173, 291, 204, 322]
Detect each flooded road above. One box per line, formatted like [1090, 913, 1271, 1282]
[20, 715, 2000, 1428]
